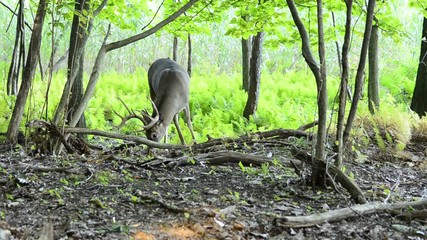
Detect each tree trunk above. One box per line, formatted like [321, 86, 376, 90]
[242, 37, 252, 92]
[243, 32, 264, 119]
[68, 50, 86, 128]
[411, 17, 427, 118]
[314, 0, 328, 186]
[335, 0, 353, 168]
[286, 0, 327, 186]
[6, 0, 25, 96]
[187, 33, 192, 76]
[6, 0, 46, 143]
[173, 36, 178, 61]
[368, 22, 379, 114]
[343, 0, 376, 145]
[53, 0, 91, 126]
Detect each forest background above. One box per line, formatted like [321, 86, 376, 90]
[0, 0, 423, 146]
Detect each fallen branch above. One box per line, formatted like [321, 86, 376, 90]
[27, 120, 312, 155]
[65, 127, 188, 150]
[297, 120, 318, 131]
[135, 190, 189, 213]
[275, 199, 427, 228]
[193, 128, 311, 151]
[140, 150, 300, 168]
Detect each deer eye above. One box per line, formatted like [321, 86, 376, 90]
[151, 133, 158, 140]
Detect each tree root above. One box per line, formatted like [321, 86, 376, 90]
[291, 146, 367, 204]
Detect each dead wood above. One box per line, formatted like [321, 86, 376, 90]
[65, 127, 188, 150]
[391, 209, 427, 220]
[192, 128, 310, 152]
[135, 190, 189, 214]
[275, 199, 427, 228]
[27, 120, 310, 154]
[37, 221, 53, 240]
[291, 146, 367, 204]
[140, 151, 300, 168]
[297, 120, 318, 131]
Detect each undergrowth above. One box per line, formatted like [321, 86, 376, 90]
[0, 67, 419, 147]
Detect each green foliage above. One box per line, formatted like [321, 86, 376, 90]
[98, 0, 150, 30]
[356, 104, 412, 153]
[0, 94, 14, 132]
[409, 0, 427, 16]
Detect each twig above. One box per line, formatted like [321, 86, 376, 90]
[135, 190, 189, 213]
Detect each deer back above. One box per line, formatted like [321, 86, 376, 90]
[145, 58, 190, 141]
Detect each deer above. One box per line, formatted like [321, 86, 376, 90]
[139, 58, 195, 145]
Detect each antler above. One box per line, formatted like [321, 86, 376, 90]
[114, 97, 159, 130]
[114, 97, 146, 130]
[141, 98, 160, 129]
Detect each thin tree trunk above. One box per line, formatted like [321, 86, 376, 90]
[242, 37, 252, 92]
[173, 36, 178, 61]
[335, 0, 353, 168]
[52, 50, 69, 73]
[343, 0, 376, 144]
[314, 0, 328, 186]
[68, 50, 86, 128]
[410, 17, 427, 118]
[53, 0, 94, 125]
[45, 31, 65, 77]
[187, 33, 192, 76]
[6, 0, 47, 143]
[66, 0, 89, 129]
[287, 0, 328, 186]
[331, 12, 341, 74]
[368, 22, 379, 114]
[6, 0, 25, 96]
[243, 32, 264, 119]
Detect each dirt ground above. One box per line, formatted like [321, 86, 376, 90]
[0, 130, 426, 240]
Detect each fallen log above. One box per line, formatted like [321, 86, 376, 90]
[275, 199, 427, 228]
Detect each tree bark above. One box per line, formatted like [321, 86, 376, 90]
[343, 0, 376, 145]
[6, 0, 47, 143]
[53, 0, 107, 126]
[315, 0, 328, 186]
[335, 0, 353, 168]
[173, 36, 178, 61]
[243, 32, 264, 119]
[368, 22, 379, 114]
[65, 0, 90, 129]
[242, 37, 252, 92]
[411, 17, 427, 118]
[68, 51, 86, 128]
[286, 0, 327, 186]
[187, 33, 192, 76]
[6, 0, 25, 96]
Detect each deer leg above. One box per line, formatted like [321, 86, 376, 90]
[164, 126, 168, 143]
[184, 104, 195, 140]
[173, 114, 186, 145]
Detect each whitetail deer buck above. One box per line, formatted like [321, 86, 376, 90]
[141, 58, 195, 144]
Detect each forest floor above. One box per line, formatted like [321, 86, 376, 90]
[0, 128, 426, 240]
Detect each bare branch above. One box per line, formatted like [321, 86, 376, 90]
[141, 0, 165, 31]
[93, 0, 108, 16]
[105, 0, 200, 52]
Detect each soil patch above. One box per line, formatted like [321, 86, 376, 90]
[0, 136, 426, 239]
